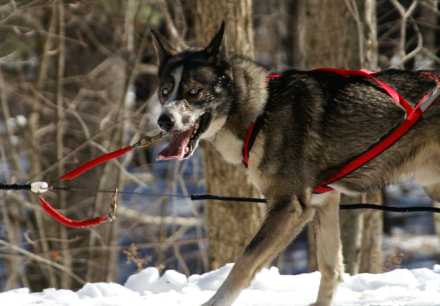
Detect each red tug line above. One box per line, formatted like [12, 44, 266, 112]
[60, 146, 134, 181]
[39, 69, 440, 229]
[38, 197, 111, 229]
[38, 135, 164, 228]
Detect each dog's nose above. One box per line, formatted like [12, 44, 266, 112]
[157, 113, 175, 132]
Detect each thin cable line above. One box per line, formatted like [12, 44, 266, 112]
[53, 186, 440, 213]
[2, 182, 439, 214]
[51, 186, 189, 198]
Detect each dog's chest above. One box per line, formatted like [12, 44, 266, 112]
[246, 135, 267, 191]
[210, 129, 267, 191]
[211, 129, 244, 165]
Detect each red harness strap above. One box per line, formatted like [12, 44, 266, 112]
[243, 69, 440, 194]
[38, 134, 164, 229]
[242, 122, 256, 168]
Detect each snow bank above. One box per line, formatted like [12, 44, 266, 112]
[2, 264, 440, 306]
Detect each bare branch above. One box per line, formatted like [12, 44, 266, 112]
[399, 18, 423, 65]
[158, 0, 188, 51]
[389, 0, 420, 67]
[0, 239, 86, 285]
[118, 206, 201, 226]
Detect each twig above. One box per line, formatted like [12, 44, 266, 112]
[0, 239, 85, 285]
[158, 0, 187, 51]
[399, 18, 423, 66]
[0, 147, 20, 290]
[344, 0, 364, 66]
[363, 0, 378, 70]
[389, 0, 420, 67]
[0, 70, 22, 174]
[55, 0, 72, 288]
[29, 0, 59, 287]
[422, 47, 440, 64]
[118, 206, 201, 226]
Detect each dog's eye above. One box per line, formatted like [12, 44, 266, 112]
[161, 87, 170, 97]
[159, 79, 174, 98]
[188, 88, 201, 97]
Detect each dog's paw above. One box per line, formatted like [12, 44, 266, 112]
[200, 302, 216, 306]
[309, 301, 332, 306]
[200, 298, 230, 306]
[200, 301, 221, 306]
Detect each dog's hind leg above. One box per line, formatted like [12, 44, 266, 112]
[424, 183, 440, 237]
[424, 182, 440, 202]
[201, 193, 316, 306]
[312, 192, 344, 306]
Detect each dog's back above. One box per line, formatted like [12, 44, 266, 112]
[260, 69, 440, 194]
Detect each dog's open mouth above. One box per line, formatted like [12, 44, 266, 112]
[157, 113, 212, 161]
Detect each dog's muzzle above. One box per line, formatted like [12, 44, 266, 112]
[157, 112, 175, 132]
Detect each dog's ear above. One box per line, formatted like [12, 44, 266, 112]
[151, 30, 174, 65]
[204, 21, 225, 61]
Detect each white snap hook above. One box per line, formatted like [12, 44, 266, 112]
[31, 181, 49, 194]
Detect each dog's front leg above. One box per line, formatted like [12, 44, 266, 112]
[202, 194, 316, 306]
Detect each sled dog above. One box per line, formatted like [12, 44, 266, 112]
[151, 23, 440, 306]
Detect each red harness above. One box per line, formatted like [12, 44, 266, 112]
[242, 68, 440, 194]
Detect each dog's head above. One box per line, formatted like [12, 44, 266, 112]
[152, 23, 233, 160]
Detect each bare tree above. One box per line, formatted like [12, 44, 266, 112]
[290, 0, 383, 273]
[0, 0, 155, 289]
[415, 0, 440, 242]
[184, 0, 266, 269]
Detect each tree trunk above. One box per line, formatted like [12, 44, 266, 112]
[290, 0, 382, 273]
[187, 0, 266, 269]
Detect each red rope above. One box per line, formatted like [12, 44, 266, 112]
[39, 196, 110, 228]
[60, 146, 134, 181]
[40, 146, 131, 228]
[313, 108, 423, 193]
[242, 122, 256, 167]
[313, 69, 439, 193]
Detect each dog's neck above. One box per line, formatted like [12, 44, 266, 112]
[209, 57, 268, 165]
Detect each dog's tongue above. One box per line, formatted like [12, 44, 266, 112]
[157, 128, 194, 160]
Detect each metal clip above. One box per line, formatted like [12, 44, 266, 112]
[31, 181, 49, 194]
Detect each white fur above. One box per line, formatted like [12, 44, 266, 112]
[311, 192, 338, 207]
[161, 65, 207, 132]
[210, 128, 243, 164]
[167, 66, 183, 102]
[202, 117, 227, 139]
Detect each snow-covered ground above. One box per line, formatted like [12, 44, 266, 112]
[2, 264, 440, 306]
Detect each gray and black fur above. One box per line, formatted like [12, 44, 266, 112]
[151, 23, 440, 306]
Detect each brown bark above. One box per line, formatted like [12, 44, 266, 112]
[291, 0, 360, 272]
[1, 0, 154, 289]
[187, 0, 266, 269]
[291, 0, 383, 273]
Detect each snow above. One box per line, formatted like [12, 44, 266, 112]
[2, 264, 440, 306]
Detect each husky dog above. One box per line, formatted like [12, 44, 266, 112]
[151, 23, 440, 306]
